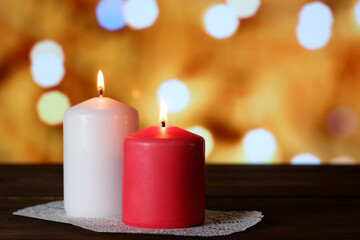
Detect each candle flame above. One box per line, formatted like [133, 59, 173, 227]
[97, 70, 105, 96]
[159, 100, 167, 127]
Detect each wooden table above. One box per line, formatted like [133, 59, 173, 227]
[1, 164, 359, 239]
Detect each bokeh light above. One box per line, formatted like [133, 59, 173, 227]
[30, 54, 65, 88]
[296, 1, 333, 50]
[187, 126, 214, 158]
[330, 155, 356, 165]
[355, 1, 360, 25]
[3, 1, 360, 164]
[296, 25, 331, 50]
[95, 0, 126, 31]
[204, 4, 239, 39]
[36, 91, 70, 126]
[157, 79, 190, 113]
[298, 2, 333, 27]
[291, 153, 321, 165]
[123, 0, 159, 30]
[226, 0, 261, 19]
[327, 106, 358, 138]
[242, 128, 277, 164]
[30, 40, 64, 62]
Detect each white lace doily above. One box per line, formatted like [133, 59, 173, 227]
[13, 201, 263, 237]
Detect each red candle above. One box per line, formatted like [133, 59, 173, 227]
[122, 101, 205, 228]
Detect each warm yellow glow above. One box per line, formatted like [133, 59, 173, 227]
[159, 99, 167, 126]
[330, 155, 356, 165]
[97, 70, 105, 95]
[131, 88, 140, 98]
[37, 90, 70, 126]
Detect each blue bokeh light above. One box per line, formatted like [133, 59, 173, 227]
[243, 128, 277, 164]
[123, 0, 159, 30]
[95, 0, 126, 31]
[296, 1, 333, 50]
[157, 79, 190, 113]
[204, 4, 239, 39]
[30, 54, 65, 88]
[354, 1, 360, 25]
[291, 153, 321, 165]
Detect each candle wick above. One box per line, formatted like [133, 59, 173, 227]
[99, 88, 103, 97]
[161, 121, 166, 128]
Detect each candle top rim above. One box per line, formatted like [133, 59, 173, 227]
[66, 97, 138, 114]
[126, 126, 204, 141]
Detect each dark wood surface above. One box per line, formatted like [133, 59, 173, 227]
[1, 164, 360, 239]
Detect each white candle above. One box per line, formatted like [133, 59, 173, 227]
[63, 70, 138, 218]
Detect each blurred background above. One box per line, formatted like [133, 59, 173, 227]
[0, 0, 360, 165]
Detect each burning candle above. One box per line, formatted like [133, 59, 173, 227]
[122, 100, 205, 228]
[63, 70, 138, 218]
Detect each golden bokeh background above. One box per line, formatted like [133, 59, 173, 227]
[0, 0, 360, 164]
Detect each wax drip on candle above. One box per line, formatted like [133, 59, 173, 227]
[97, 70, 105, 97]
[160, 100, 167, 128]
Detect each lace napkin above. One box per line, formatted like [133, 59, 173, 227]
[13, 201, 263, 237]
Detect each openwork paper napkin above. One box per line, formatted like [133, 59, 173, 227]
[13, 201, 263, 237]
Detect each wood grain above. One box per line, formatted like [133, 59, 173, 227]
[1, 164, 359, 239]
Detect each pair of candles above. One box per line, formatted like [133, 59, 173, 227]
[63, 71, 205, 228]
